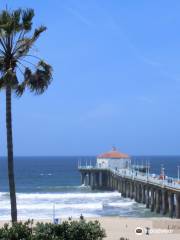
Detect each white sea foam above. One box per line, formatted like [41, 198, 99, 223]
[12, 191, 121, 200]
[0, 203, 103, 210]
[0, 191, 120, 198]
[0, 190, 139, 220]
[40, 173, 53, 176]
[106, 201, 135, 208]
[0, 192, 9, 197]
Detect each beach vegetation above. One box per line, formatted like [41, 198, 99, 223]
[0, 8, 52, 222]
[0, 219, 106, 240]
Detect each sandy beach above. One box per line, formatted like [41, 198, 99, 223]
[0, 217, 180, 240]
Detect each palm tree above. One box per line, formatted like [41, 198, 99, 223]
[0, 8, 52, 222]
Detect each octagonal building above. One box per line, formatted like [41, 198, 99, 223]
[97, 147, 131, 170]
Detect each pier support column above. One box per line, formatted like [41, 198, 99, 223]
[113, 177, 116, 190]
[95, 173, 98, 187]
[146, 187, 150, 208]
[112, 177, 115, 190]
[111, 177, 114, 189]
[118, 179, 121, 192]
[90, 172, 94, 188]
[84, 173, 88, 186]
[150, 188, 155, 212]
[99, 171, 103, 188]
[121, 181, 125, 197]
[168, 192, 174, 218]
[137, 184, 141, 203]
[116, 178, 118, 190]
[117, 179, 119, 191]
[124, 181, 127, 198]
[110, 174, 113, 189]
[114, 178, 116, 190]
[142, 185, 146, 204]
[116, 179, 119, 190]
[125, 182, 127, 197]
[130, 182, 133, 199]
[119, 179, 122, 192]
[106, 173, 109, 188]
[81, 172, 86, 185]
[162, 190, 168, 215]
[175, 193, 180, 219]
[122, 181, 126, 197]
[155, 189, 161, 213]
[136, 184, 139, 202]
[131, 183, 134, 199]
[138, 185, 141, 203]
[108, 173, 111, 189]
[126, 182, 130, 198]
[133, 183, 136, 200]
[113, 177, 115, 190]
[119, 180, 121, 193]
[111, 175, 114, 190]
[120, 179, 123, 193]
[134, 184, 138, 201]
[118, 178, 121, 192]
[88, 173, 90, 186]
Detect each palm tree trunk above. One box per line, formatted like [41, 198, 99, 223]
[6, 86, 17, 222]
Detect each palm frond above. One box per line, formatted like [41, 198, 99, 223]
[0, 10, 11, 25]
[22, 9, 34, 31]
[15, 81, 26, 96]
[14, 26, 46, 58]
[0, 9, 21, 34]
[11, 9, 22, 31]
[17, 61, 52, 95]
[15, 67, 31, 96]
[30, 61, 52, 94]
[33, 26, 47, 41]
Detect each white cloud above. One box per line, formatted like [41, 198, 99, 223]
[80, 103, 118, 122]
[65, 6, 93, 27]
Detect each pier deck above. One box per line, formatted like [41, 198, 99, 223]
[78, 165, 180, 218]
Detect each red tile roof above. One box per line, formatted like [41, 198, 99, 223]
[98, 147, 129, 159]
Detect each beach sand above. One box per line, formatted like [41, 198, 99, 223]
[0, 217, 180, 240]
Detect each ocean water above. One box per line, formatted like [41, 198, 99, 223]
[0, 156, 179, 220]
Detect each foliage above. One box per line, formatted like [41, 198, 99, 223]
[0, 220, 33, 240]
[0, 8, 52, 95]
[0, 219, 106, 240]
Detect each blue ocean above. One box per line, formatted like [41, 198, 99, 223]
[0, 156, 179, 220]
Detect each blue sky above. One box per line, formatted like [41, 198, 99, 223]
[0, 0, 180, 156]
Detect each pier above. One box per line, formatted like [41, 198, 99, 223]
[78, 164, 180, 218]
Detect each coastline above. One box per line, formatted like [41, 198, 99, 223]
[0, 217, 180, 240]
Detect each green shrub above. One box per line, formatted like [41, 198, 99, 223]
[0, 219, 106, 240]
[0, 220, 33, 240]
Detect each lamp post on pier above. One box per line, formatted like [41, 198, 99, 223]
[177, 166, 180, 182]
[162, 167, 165, 186]
[161, 164, 165, 185]
[148, 161, 150, 179]
[146, 160, 148, 181]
